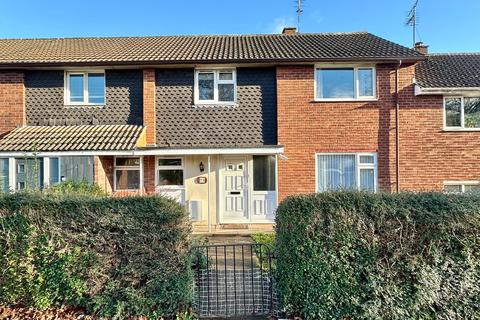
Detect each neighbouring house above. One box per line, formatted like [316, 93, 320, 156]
[0, 28, 479, 233]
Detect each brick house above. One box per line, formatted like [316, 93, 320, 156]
[0, 29, 479, 233]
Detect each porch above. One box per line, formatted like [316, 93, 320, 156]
[96, 147, 282, 233]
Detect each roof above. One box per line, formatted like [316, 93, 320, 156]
[415, 53, 480, 88]
[0, 32, 423, 67]
[0, 125, 145, 152]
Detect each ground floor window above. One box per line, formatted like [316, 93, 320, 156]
[253, 155, 276, 191]
[316, 153, 377, 192]
[444, 181, 480, 193]
[156, 157, 184, 186]
[0, 158, 9, 192]
[114, 157, 142, 191]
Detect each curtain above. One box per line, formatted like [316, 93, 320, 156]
[317, 155, 356, 192]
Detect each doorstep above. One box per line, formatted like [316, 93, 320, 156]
[192, 223, 275, 235]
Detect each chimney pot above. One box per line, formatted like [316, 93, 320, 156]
[282, 27, 297, 35]
[414, 42, 429, 55]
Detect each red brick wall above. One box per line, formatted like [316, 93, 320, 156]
[143, 69, 156, 146]
[0, 72, 25, 136]
[276, 63, 480, 201]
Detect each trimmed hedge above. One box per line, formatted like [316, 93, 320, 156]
[275, 192, 480, 320]
[0, 192, 192, 319]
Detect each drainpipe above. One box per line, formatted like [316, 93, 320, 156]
[207, 155, 212, 233]
[395, 60, 403, 193]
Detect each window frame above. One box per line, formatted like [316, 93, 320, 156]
[443, 181, 480, 193]
[113, 156, 143, 192]
[443, 96, 480, 131]
[155, 156, 185, 188]
[64, 70, 106, 106]
[315, 152, 378, 192]
[314, 65, 377, 101]
[194, 68, 237, 105]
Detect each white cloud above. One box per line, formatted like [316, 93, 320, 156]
[267, 17, 296, 34]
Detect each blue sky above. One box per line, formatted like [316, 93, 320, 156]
[0, 0, 478, 53]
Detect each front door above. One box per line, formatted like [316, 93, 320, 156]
[222, 157, 248, 222]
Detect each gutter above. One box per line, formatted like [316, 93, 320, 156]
[395, 60, 402, 193]
[414, 84, 480, 96]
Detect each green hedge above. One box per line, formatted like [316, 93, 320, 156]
[275, 192, 480, 320]
[0, 192, 192, 319]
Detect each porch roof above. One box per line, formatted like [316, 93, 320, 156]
[0, 125, 146, 152]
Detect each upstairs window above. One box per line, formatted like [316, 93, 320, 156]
[194, 69, 236, 104]
[315, 66, 376, 100]
[66, 71, 105, 105]
[444, 97, 480, 129]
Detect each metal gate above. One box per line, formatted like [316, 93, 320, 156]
[192, 243, 279, 319]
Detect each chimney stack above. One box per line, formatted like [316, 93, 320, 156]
[414, 42, 429, 55]
[282, 27, 297, 35]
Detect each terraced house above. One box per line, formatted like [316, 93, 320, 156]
[0, 28, 479, 233]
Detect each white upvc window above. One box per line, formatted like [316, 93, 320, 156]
[444, 181, 480, 193]
[444, 96, 480, 130]
[315, 65, 376, 101]
[114, 157, 143, 191]
[156, 157, 184, 187]
[316, 153, 377, 192]
[65, 71, 106, 105]
[194, 69, 236, 104]
[0, 158, 9, 193]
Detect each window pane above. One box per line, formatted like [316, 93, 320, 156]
[116, 157, 140, 167]
[360, 168, 375, 191]
[158, 158, 182, 166]
[319, 68, 354, 99]
[359, 155, 374, 164]
[218, 83, 234, 102]
[358, 68, 374, 97]
[158, 169, 184, 186]
[317, 155, 356, 191]
[253, 155, 276, 191]
[69, 74, 84, 102]
[444, 185, 462, 193]
[198, 73, 214, 100]
[49, 157, 60, 185]
[0, 159, 9, 192]
[115, 170, 140, 190]
[219, 72, 233, 81]
[464, 97, 480, 128]
[88, 73, 105, 104]
[445, 98, 461, 127]
[464, 184, 480, 193]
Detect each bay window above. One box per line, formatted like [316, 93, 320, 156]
[315, 66, 376, 100]
[317, 153, 377, 192]
[114, 157, 142, 191]
[195, 69, 236, 104]
[66, 71, 105, 105]
[444, 97, 480, 129]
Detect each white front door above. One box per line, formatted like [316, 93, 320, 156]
[222, 157, 248, 222]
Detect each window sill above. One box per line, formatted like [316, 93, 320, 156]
[443, 128, 480, 132]
[313, 98, 378, 103]
[193, 103, 238, 108]
[64, 103, 105, 108]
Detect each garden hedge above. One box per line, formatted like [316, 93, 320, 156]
[275, 191, 480, 320]
[0, 192, 192, 319]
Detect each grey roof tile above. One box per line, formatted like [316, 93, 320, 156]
[415, 53, 480, 88]
[0, 32, 422, 66]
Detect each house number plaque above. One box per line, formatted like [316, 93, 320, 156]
[195, 177, 207, 184]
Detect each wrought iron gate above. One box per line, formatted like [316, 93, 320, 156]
[192, 243, 279, 318]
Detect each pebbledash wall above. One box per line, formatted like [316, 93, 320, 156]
[276, 63, 480, 201]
